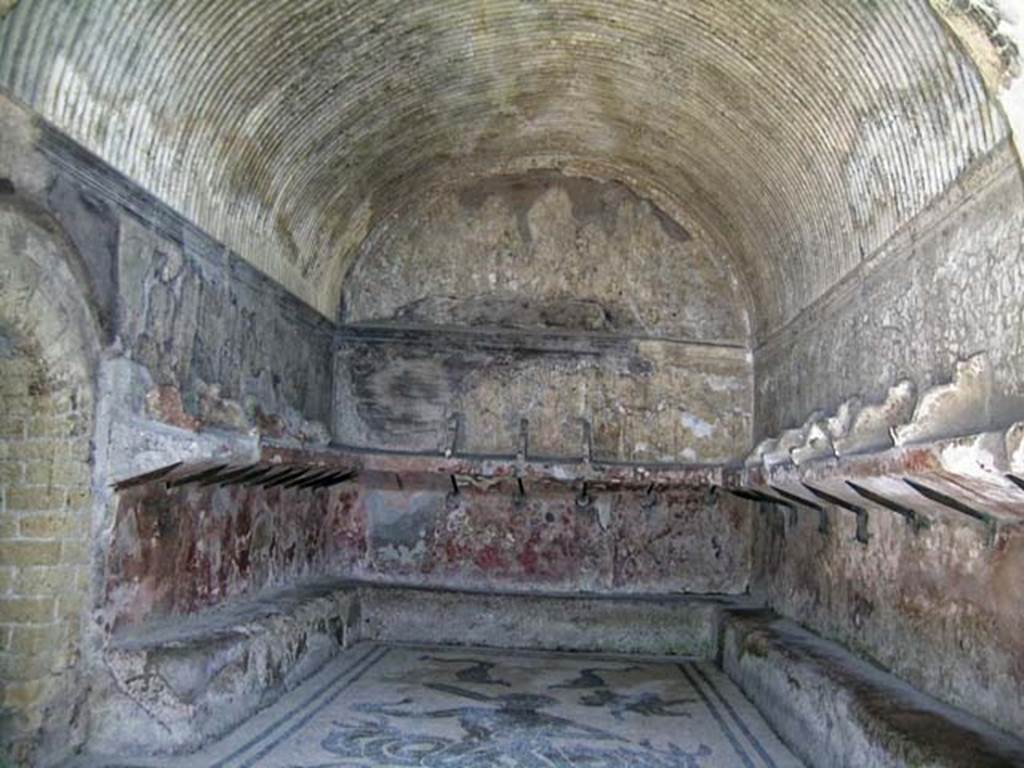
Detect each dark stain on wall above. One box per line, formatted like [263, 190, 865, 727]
[36, 122, 337, 427]
[46, 174, 120, 341]
[387, 294, 635, 334]
[336, 327, 752, 461]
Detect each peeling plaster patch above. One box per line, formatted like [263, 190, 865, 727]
[112, 209, 334, 435]
[703, 374, 748, 392]
[374, 540, 429, 567]
[931, 0, 1020, 88]
[938, 441, 1001, 479]
[681, 412, 715, 439]
[930, 0, 1024, 165]
[550, 466, 574, 481]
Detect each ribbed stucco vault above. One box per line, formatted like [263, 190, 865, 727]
[0, 1, 1009, 331]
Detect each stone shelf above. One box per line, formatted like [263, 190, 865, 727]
[299, 441, 725, 491]
[726, 429, 1024, 544]
[111, 437, 726, 494]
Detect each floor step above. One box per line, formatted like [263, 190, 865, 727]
[359, 584, 752, 657]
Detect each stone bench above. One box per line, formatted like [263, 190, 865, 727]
[86, 579, 751, 756]
[90, 579, 361, 756]
[84, 586, 1024, 765]
[720, 608, 1024, 768]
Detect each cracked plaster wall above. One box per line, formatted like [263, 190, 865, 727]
[754, 142, 1024, 439]
[741, 0, 1024, 740]
[358, 479, 750, 596]
[0, 92, 338, 765]
[749, 143, 1024, 739]
[335, 333, 751, 463]
[1, 93, 335, 446]
[335, 172, 752, 463]
[343, 171, 748, 342]
[751, 501, 1024, 738]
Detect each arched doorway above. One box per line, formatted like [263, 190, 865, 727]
[0, 202, 99, 765]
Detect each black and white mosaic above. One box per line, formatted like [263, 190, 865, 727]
[193, 645, 802, 768]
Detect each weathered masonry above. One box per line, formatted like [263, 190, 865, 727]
[0, 2, 1023, 766]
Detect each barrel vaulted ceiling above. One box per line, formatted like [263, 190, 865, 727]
[0, 1, 1010, 332]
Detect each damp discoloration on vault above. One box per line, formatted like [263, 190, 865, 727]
[343, 171, 748, 343]
[0, 1, 1007, 330]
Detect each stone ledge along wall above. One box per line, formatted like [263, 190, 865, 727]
[749, 144, 1024, 737]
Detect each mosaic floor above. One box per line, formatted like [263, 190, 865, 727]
[97, 643, 803, 768]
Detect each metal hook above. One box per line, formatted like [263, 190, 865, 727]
[575, 481, 593, 509]
[514, 477, 527, 509]
[445, 474, 461, 512]
[641, 482, 659, 513]
[581, 417, 593, 465]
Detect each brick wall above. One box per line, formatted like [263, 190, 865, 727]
[0, 334, 92, 763]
